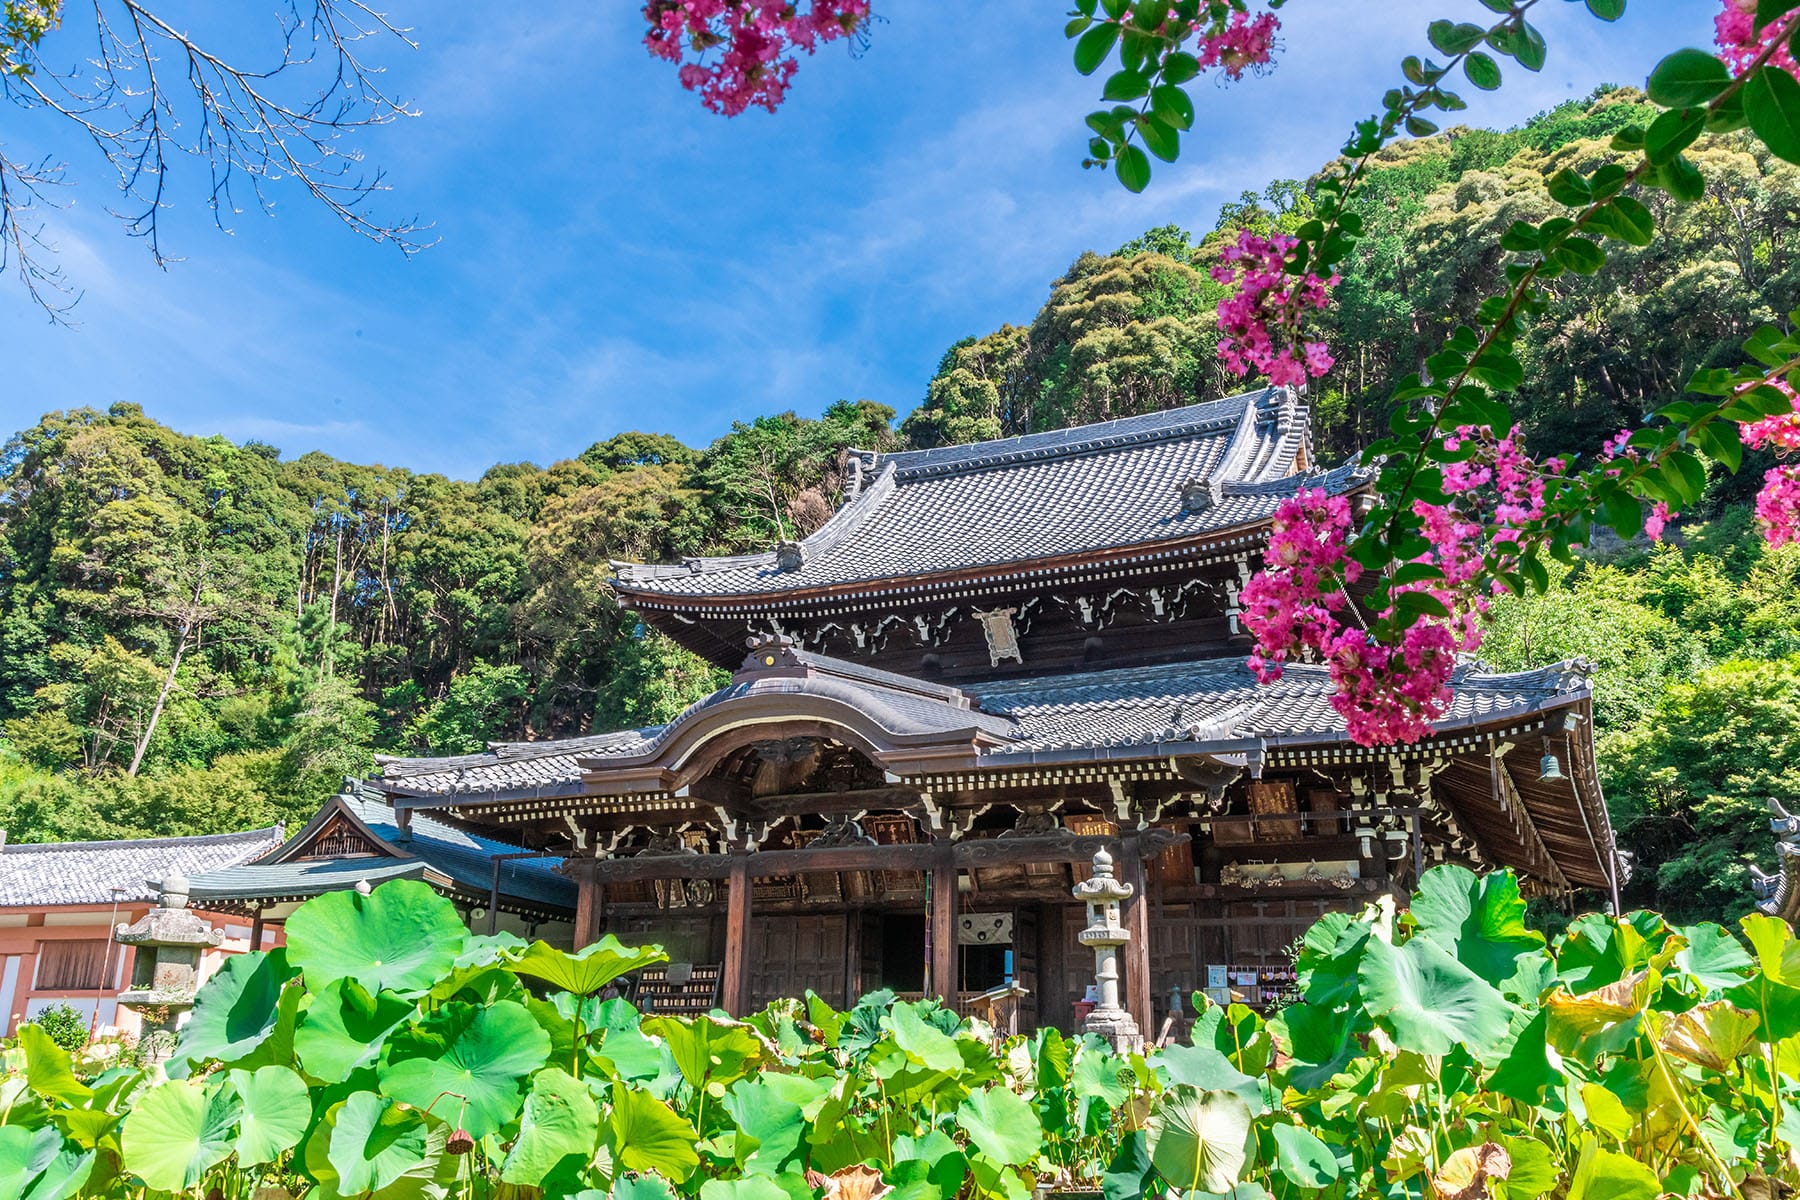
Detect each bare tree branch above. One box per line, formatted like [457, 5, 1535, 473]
[1, 0, 430, 317]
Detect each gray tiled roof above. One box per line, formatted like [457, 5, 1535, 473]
[964, 659, 1592, 755]
[368, 650, 1592, 799]
[614, 388, 1347, 600]
[339, 786, 574, 910]
[0, 826, 284, 907]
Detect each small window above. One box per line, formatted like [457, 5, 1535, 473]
[36, 940, 111, 991]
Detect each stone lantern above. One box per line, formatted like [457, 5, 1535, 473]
[1072, 848, 1142, 1052]
[114, 874, 223, 1061]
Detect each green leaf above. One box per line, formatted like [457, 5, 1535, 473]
[1357, 934, 1516, 1061]
[296, 977, 417, 1080]
[1115, 144, 1151, 193]
[229, 1066, 311, 1166]
[609, 1083, 700, 1181]
[18, 1026, 91, 1107]
[1102, 1131, 1154, 1200]
[1101, 69, 1151, 101]
[1647, 49, 1732, 108]
[121, 1078, 240, 1193]
[1074, 22, 1120, 75]
[957, 1086, 1043, 1166]
[1566, 1139, 1658, 1200]
[0, 1126, 93, 1200]
[1163, 51, 1200, 84]
[1464, 51, 1502, 90]
[1646, 107, 1706, 165]
[1585, 0, 1626, 19]
[643, 1014, 766, 1091]
[502, 1068, 599, 1190]
[1589, 196, 1654, 246]
[1137, 115, 1181, 163]
[1428, 20, 1487, 55]
[379, 1000, 551, 1139]
[700, 1179, 795, 1200]
[1271, 1123, 1338, 1188]
[307, 1092, 451, 1200]
[506, 935, 668, 996]
[1746, 64, 1800, 165]
[1149, 84, 1193, 131]
[1146, 1086, 1253, 1194]
[284, 878, 467, 996]
[720, 1073, 834, 1174]
[1674, 922, 1755, 990]
[1158, 1042, 1265, 1116]
[1409, 865, 1549, 999]
[1555, 236, 1607, 275]
[178, 947, 297, 1069]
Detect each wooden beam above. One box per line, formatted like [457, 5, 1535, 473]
[585, 829, 1190, 884]
[572, 860, 604, 949]
[929, 844, 958, 1006]
[722, 854, 752, 1016]
[1119, 833, 1154, 1038]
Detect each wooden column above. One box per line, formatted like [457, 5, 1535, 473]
[249, 909, 265, 952]
[1119, 833, 1154, 1038]
[572, 860, 605, 949]
[928, 843, 958, 1006]
[722, 853, 752, 1017]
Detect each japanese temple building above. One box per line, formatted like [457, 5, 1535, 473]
[368, 387, 1621, 1034]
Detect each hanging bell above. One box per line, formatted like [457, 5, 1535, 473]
[1539, 751, 1566, 781]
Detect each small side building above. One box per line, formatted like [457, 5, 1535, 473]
[0, 826, 283, 1037]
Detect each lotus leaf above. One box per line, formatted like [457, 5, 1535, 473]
[1409, 865, 1548, 997]
[0, 1125, 93, 1200]
[613, 1176, 677, 1200]
[501, 1067, 599, 1191]
[642, 1014, 765, 1090]
[1270, 1122, 1339, 1188]
[1146, 1085, 1253, 1194]
[378, 999, 550, 1138]
[1564, 1140, 1657, 1200]
[700, 1176, 797, 1200]
[506, 934, 668, 995]
[307, 1091, 452, 1200]
[1675, 922, 1755, 990]
[887, 1001, 963, 1072]
[721, 1071, 834, 1173]
[120, 1078, 240, 1192]
[296, 977, 417, 1079]
[1660, 999, 1760, 1070]
[957, 1084, 1042, 1166]
[229, 1066, 311, 1165]
[1357, 933, 1515, 1061]
[284, 878, 467, 995]
[609, 1082, 699, 1180]
[18, 1026, 90, 1107]
[178, 947, 298, 1070]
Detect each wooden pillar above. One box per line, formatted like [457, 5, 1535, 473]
[722, 853, 752, 1017]
[928, 844, 958, 1007]
[249, 909, 265, 952]
[1037, 901, 1067, 1032]
[572, 860, 605, 949]
[1119, 834, 1154, 1038]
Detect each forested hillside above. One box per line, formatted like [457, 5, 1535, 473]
[3, 89, 1797, 921]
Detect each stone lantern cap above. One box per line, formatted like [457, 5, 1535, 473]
[115, 873, 225, 948]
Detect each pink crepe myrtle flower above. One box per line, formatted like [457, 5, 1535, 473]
[644, 0, 869, 116]
[1743, 379, 1800, 545]
[1211, 229, 1337, 387]
[1717, 0, 1799, 77]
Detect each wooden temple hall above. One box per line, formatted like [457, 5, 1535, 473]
[370, 387, 1622, 1034]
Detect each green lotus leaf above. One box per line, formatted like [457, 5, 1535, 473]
[179, 948, 298, 1071]
[720, 1071, 834, 1173]
[1271, 1001, 1364, 1093]
[893, 1129, 966, 1199]
[609, 1082, 699, 1181]
[378, 999, 550, 1139]
[1270, 1122, 1339, 1188]
[1100, 1129, 1153, 1200]
[613, 1176, 677, 1200]
[120, 1078, 240, 1193]
[887, 1002, 963, 1072]
[641, 1014, 765, 1091]
[699, 1177, 796, 1200]
[1487, 1009, 1564, 1105]
[297, 978, 418, 1080]
[1409, 865, 1549, 999]
[1565, 1139, 1658, 1200]
[1357, 933, 1515, 1062]
[228, 1066, 312, 1166]
[1674, 922, 1755, 991]
[1145, 1085, 1253, 1195]
[956, 1084, 1042, 1166]
[1158, 1041, 1265, 1115]
[1071, 1036, 1131, 1107]
[458, 930, 528, 969]
[284, 879, 467, 995]
[306, 1091, 453, 1200]
[590, 999, 668, 1083]
[0, 1126, 94, 1200]
[501, 1067, 598, 1192]
[506, 935, 668, 995]
[18, 1025, 91, 1107]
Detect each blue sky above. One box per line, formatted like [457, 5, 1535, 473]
[0, 2, 1713, 479]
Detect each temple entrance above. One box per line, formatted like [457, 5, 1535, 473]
[876, 912, 925, 993]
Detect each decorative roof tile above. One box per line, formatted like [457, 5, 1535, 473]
[0, 826, 285, 907]
[614, 387, 1348, 600]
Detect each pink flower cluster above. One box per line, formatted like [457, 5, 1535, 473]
[1597, 427, 1678, 541]
[1741, 378, 1800, 546]
[1211, 229, 1337, 387]
[1195, 10, 1279, 80]
[643, 0, 869, 116]
[1243, 425, 1552, 746]
[1716, 0, 1799, 77]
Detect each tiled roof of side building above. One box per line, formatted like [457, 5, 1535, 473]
[613, 387, 1356, 600]
[0, 826, 285, 907]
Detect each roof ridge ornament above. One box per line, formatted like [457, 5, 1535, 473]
[775, 541, 805, 572]
[1180, 477, 1224, 514]
[741, 633, 805, 675]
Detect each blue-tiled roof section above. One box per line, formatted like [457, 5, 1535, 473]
[0, 826, 285, 907]
[186, 858, 429, 903]
[338, 788, 574, 911]
[965, 659, 1593, 753]
[613, 387, 1335, 599]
